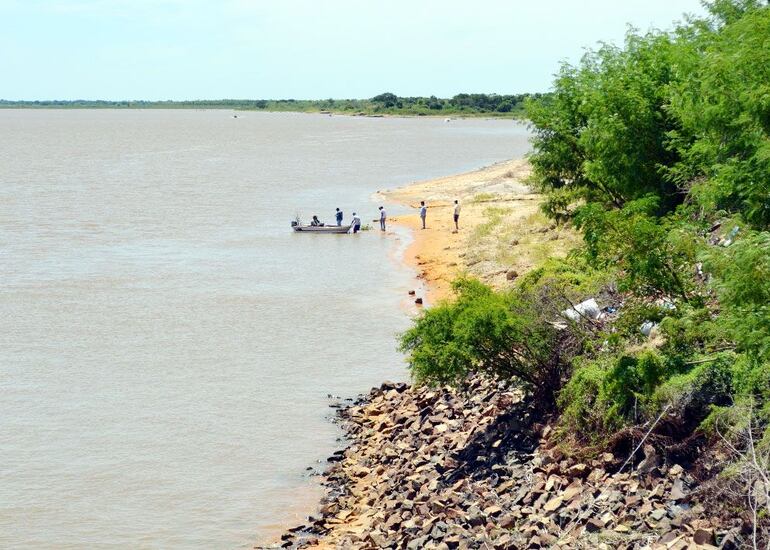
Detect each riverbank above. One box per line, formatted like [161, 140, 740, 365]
[265, 159, 743, 549]
[269, 378, 739, 549]
[378, 159, 580, 303]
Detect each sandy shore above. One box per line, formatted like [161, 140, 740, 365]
[377, 159, 579, 304]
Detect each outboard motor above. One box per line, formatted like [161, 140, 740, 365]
[290, 220, 299, 228]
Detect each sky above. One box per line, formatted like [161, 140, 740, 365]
[0, 0, 708, 100]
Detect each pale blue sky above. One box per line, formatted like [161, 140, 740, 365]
[0, 0, 707, 100]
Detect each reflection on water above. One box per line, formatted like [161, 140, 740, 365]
[0, 110, 530, 548]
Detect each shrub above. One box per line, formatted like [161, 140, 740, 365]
[399, 278, 573, 406]
[703, 231, 770, 361]
[514, 256, 610, 307]
[572, 197, 699, 301]
[559, 351, 684, 438]
[558, 357, 614, 437]
[731, 355, 770, 402]
[652, 356, 734, 427]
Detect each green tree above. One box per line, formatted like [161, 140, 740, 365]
[667, 4, 770, 228]
[526, 31, 684, 212]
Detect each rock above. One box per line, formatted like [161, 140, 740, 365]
[543, 496, 564, 512]
[668, 464, 684, 477]
[636, 444, 660, 474]
[408, 290, 416, 295]
[499, 514, 517, 529]
[406, 535, 429, 549]
[484, 505, 502, 516]
[585, 518, 605, 533]
[693, 528, 715, 545]
[658, 531, 679, 544]
[669, 479, 687, 501]
[718, 530, 741, 550]
[368, 530, 390, 546]
[273, 374, 727, 548]
[567, 463, 589, 478]
[415, 297, 423, 305]
[506, 270, 518, 281]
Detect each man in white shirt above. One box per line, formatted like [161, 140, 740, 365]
[453, 200, 461, 231]
[419, 201, 427, 229]
[351, 212, 362, 233]
[379, 206, 386, 231]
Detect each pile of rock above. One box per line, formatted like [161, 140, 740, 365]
[269, 378, 744, 549]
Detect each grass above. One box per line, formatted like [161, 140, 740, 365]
[470, 207, 513, 241]
[463, 202, 582, 286]
[472, 192, 501, 204]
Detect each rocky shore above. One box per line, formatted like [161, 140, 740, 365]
[267, 378, 744, 549]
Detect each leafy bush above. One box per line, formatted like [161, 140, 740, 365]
[657, 306, 719, 358]
[526, 31, 683, 212]
[558, 357, 610, 438]
[538, 187, 582, 223]
[518, 5, 770, 511]
[731, 356, 770, 402]
[573, 197, 699, 300]
[514, 256, 610, 307]
[703, 231, 770, 361]
[399, 278, 574, 405]
[652, 356, 734, 425]
[559, 351, 688, 438]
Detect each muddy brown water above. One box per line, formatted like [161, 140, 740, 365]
[0, 109, 531, 548]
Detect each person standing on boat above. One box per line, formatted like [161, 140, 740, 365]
[335, 208, 343, 226]
[351, 212, 362, 233]
[419, 201, 427, 229]
[379, 206, 386, 231]
[453, 200, 461, 231]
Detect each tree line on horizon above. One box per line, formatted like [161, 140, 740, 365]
[0, 92, 537, 117]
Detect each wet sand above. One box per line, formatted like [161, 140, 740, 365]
[379, 159, 578, 303]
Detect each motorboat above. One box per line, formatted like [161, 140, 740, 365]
[291, 220, 351, 233]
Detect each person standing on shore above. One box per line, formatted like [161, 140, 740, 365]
[419, 201, 427, 229]
[453, 200, 461, 231]
[351, 212, 361, 233]
[379, 206, 386, 231]
[335, 208, 343, 226]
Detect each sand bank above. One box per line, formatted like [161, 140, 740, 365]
[378, 159, 580, 304]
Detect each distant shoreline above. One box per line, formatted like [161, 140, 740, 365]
[0, 105, 526, 120]
[0, 106, 526, 121]
[0, 94, 535, 119]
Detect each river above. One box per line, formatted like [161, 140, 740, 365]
[0, 109, 531, 548]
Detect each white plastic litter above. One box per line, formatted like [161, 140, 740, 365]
[561, 298, 601, 322]
[640, 321, 656, 337]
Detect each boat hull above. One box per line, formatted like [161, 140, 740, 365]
[292, 225, 352, 234]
